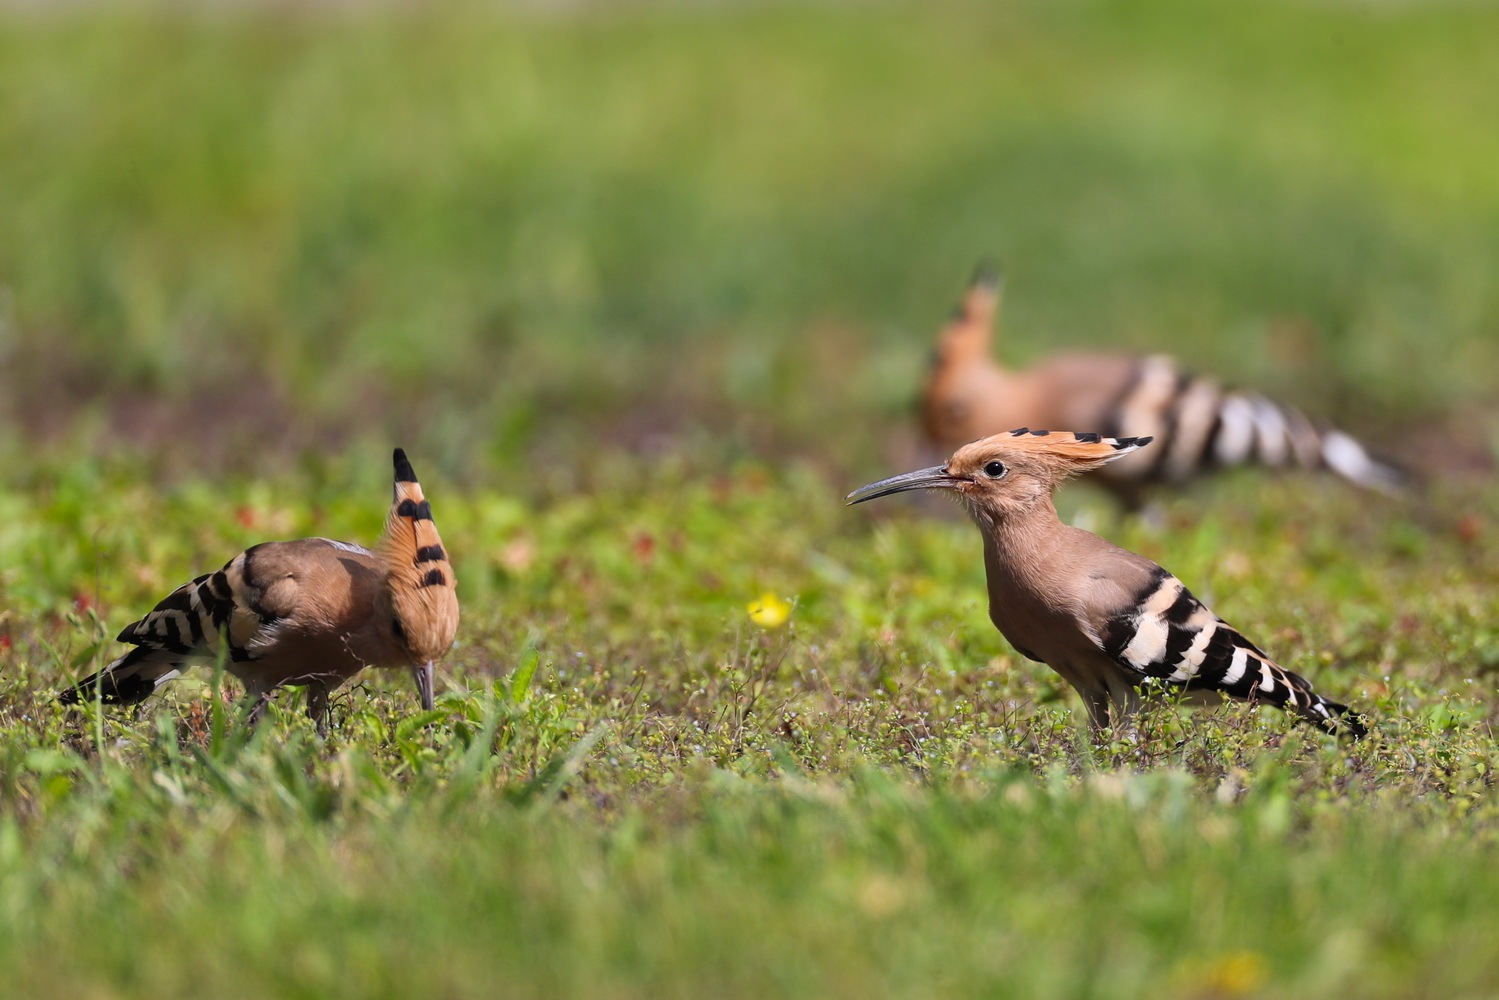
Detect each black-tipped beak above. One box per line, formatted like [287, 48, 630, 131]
[413, 661, 435, 712]
[846, 466, 966, 505]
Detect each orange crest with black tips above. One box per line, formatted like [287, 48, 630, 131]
[380, 448, 459, 664]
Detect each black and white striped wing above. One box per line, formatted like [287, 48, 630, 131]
[59, 570, 236, 705]
[1094, 568, 1365, 737]
[1098, 354, 1407, 494]
[117, 571, 232, 656]
[121, 537, 376, 659]
[59, 540, 354, 705]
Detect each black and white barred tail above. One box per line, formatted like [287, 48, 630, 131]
[60, 647, 194, 705]
[1102, 355, 1407, 496]
[1096, 566, 1368, 739]
[58, 568, 239, 705]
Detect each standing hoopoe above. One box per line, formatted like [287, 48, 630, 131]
[848, 429, 1367, 738]
[59, 449, 459, 732]
[921, 265, 1408, 507]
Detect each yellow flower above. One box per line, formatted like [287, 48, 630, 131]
[1194, 951, 1267, 996]
[747, 592, 792, 628]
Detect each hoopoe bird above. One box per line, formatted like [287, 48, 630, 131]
[921, 265, 1407, 507]
[848, 429, 1367, 738]
[59, 449, 459, 732]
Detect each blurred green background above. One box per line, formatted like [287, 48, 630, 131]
[2, 0, 1496, 481]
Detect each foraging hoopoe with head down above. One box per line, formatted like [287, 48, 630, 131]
[921, 265, 1408, 507]
[848, 429, 1367, 738]
[59, 449, 459, 731]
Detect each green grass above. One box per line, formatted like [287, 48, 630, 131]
[2, 0, 1499, 997]
[3, 455, 1498, 998]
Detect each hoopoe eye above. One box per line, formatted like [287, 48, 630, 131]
[983, 460, 1008, 478]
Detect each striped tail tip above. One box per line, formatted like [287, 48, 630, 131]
[1321, 431, 1411, 496]
[393, 448, 418, 485]
[58, 655, 182, 706]
[1339, 710, 1370, 741]
[57, 675, 155, 706]
[1307, 696, 1368, 741]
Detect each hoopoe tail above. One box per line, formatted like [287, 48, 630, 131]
[1316, 426, 1409, 496]
[58, 569, 236, 705]
[1254, 659, 1369, 740]
[1242, 648, 1369, 740]
[60, 646, 194, 705]
[1099, 568, 1369, 741]
[1300, 690, 1369, 740]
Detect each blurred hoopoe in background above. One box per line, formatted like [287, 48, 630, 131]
[921, 265, 1408, 508]
[60, 449, 459, 732]
[848, 429, 1367, 738]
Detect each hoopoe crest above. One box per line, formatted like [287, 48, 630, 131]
[59, 449, 459, 729]
[849, 429, 1367, 739]
[382, 448, 460, 707]
[920, 264, 1409, 505]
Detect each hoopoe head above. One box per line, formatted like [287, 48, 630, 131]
[379, 448, 459, 710]
[848, 428, 1153, 518]
[932, 262, 1002, 367]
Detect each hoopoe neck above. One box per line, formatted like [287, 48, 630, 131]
[981, 496, 1063, 544]
[971, 497, 1064, 567]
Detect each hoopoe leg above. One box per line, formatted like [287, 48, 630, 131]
[1080, 688, 1113, 735]
[242, 679, 272, 727]
[1081, 680, 1144, 738]
[1108, 676, 1144, 730]
[306, 683, 330, 738]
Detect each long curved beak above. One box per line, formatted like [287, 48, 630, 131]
[412, 661, 435, 712]
[845, 466, 966, 505]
